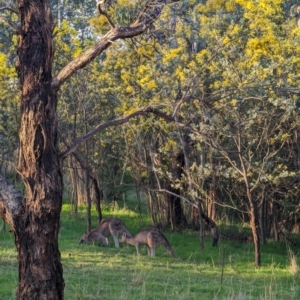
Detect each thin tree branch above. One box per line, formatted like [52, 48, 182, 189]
[0, 6, 19, 14]
[52, 0, 180, 89]
[0, 15, 21, 34]
[172, 95, 193, 118]
[152, 188, 198, 209]
[59, 106, 175, 160]
[97, 1, 115, 29]
[0, 5, 20, 34]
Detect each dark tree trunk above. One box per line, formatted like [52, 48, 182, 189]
[197, 203, 205, 248]
[259, 189, 267, 245]
[271, 200, 280, 241]
[16, 0, 64, 298]
[191, 206, 199, 228]
[91, 176, 102, 223]
[168, 189, 185, 226]
[165, 151, 186, 227]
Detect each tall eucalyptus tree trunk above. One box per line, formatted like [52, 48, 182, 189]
[16, 0, 64, 298]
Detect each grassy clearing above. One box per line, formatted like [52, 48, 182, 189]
[0, 204, 299, 300]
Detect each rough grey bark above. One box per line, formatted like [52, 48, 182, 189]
[16, 0, 64, 297]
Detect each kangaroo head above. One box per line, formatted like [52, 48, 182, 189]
[79, 232, 88, 244]
[119, 232, 127, 242]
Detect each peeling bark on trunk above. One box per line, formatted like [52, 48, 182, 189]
[16, 1, 64, 298]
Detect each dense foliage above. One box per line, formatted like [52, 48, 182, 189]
[1, 0, 300, 266]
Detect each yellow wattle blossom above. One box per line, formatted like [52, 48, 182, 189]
[231, 99, 237, 106]
[162, 47, 182, 64]
[147, 80, 157, 90]
[138, 65, 149, 74]
[225, 0, 236, 12]
[126, 86, 133, 93]
[117, 0, 128, 5]
[196, 49, 209, 64]
[175, 67, 186, 81]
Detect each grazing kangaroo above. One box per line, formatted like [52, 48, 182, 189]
[79, 217, 132, 248]
[119, 227, 175, 257]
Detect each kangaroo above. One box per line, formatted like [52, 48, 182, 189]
[211, 225, 219, 247]
[201, 212, 219, 247]
[79, 217, 132, 248]
[119, 227, 175, 257]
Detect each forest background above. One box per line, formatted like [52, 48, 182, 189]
[1, 0, 300, 297]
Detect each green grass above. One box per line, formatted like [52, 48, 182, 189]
[1, 204, 299, 299]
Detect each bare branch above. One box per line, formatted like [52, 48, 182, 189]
[52, 0, 180, 89]
[0, 5, 21, 33]
[172, 95, 193, 118]
[148, 187, 198, 209]
[0, 15, 21, 34]
[133, 0, 180, 26]
[97, 1, 115, 28]
[0, 6, 19, 14]
[59, 106, 175, 160]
